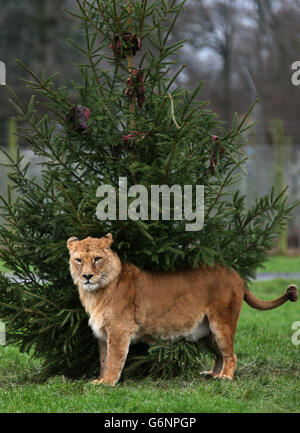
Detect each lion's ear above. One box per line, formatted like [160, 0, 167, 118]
[67, 237, 79, 251]
[102, 233, 113, 249]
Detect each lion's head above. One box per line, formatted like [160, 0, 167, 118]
[67, 233, 121, 291]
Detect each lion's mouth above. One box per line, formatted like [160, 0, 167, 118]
[82, 281, 99, 291]
[81, 272, 109, 290]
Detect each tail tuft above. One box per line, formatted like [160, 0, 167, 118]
[287, 285, 298, 302]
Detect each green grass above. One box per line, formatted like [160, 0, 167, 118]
[0, 278, 300, 413]
[258, 255, 300, 273]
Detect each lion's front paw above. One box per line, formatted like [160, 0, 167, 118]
[92, 378, 103, 385]
[92, 377, 116, 386]
[213, 373, 233, 380]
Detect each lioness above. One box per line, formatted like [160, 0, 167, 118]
[67, 234, 298, 386]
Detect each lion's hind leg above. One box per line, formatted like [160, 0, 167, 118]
[204, 292, 242, 380]
[200, 333, 223, 378]
[207, 323, 237, 380]
[206, 316, 238, 380]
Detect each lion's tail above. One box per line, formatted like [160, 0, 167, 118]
[244, 284, 298, 311]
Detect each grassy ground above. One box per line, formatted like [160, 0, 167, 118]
[0, 278, 300, 413]
[258, 255, 300, 272]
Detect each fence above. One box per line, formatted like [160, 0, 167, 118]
[0, 118, 300, 249]
[0, 119, 43, 202]
[240, 142, 300, 248]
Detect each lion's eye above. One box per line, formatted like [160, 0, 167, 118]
[94, 257, 102, 263]
[75, 258, 82, 264]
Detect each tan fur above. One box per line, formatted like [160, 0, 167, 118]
[67, 234, 298, 386]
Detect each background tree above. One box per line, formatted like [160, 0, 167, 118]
[2, 0, 300, 139]
[0, 0, 297, 380]
[173, 0, 243, 121]
[0, 0, 83, 121]
[172, 0, 300, 139]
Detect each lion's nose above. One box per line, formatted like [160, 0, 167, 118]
[82, 274, 94, 281]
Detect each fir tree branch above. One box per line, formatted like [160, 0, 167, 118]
[205, 157, 248, 218]
[95, 0, 116, 34]
[84, 23, 113, 116]
[0, 301, 48, 317]
[60, 185, 84, 226]
[21, 289, 61, 310]
[168, 94, 181, 129]
[79, 7, 126, 129]
[15, 60, 71, 109]
[112, 0, 122, 34]
[77, 0, 111, 39]
[127, 0, 136, 131]
[138, 0, 148, 34]
[164, 133, 181, 180]
[237, 98, 259, 132]
[161, 0, 187, 53]
[9, 96, 87, 186]
[0, 145, 48, 199]
[166, 64, 187, 92]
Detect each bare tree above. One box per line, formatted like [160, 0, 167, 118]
[174, 0, 250, 122]
[0, 0, 82, 121]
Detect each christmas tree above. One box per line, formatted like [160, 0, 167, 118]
[0, 0, 296, 380]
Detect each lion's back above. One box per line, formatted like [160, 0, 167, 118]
[129, 263, 244, 332]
